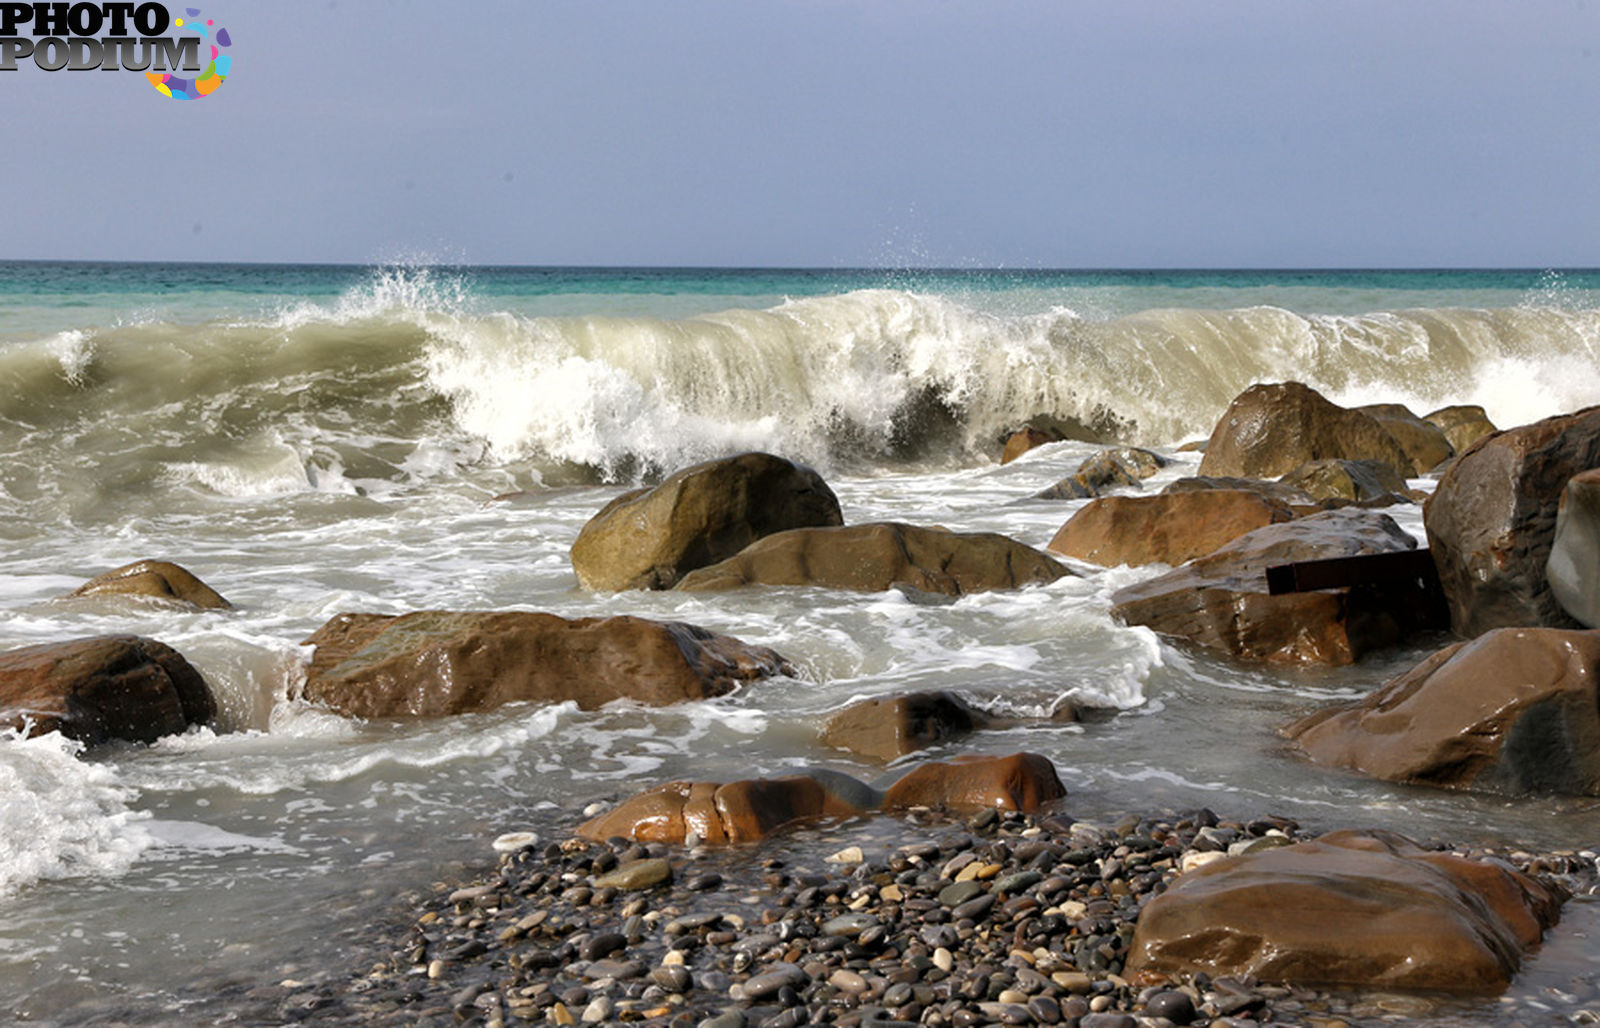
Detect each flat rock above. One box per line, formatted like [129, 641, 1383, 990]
[1547, 468, 1600, 627]
[673, 522, 1070, 596]
[1283, 627, 1600, 795]
[1125, 829, 1563, 992]
[820, 691, 982, 761]
[0, 635, 215, 746]
[1425, 405, 1600, 636]
[1198, 382, 1414, 481]
[67, 560, 232, 610]
[1110, 509, 1447, 664]
[1047, 490, 1294, 567]
[299, 611, 792, 718]
[569, 452, 842, 591]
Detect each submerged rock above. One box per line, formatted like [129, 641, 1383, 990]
[569, 452, 842, 591]
[67, 559, 232, 610]
[674, 522, 1070, 596]
[299, 611, 792, 718]
[1110, 509, 1447, 664]
[1126, 828, 1563, 993]
[821, 691, 983, 761]
[0, 635, 215, 746]
[1198, 381, 1413, 481]
[1547, 468, 1600, 627]
[1284, 627, 1600, 795]
[1047, 490, 1294, 567]
[1425, 405, 1600, 636]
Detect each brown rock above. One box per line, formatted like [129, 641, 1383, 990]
[1356, 403, 1455, 473]
[0, 635, 215, 746]
[1126, 829, 1562, 993]
[569, 453, 842, 591]
[1198, 382, 1414, 481]
[1110, 509, 1447, 664]
[1549, 469, 1600, 627]
[1424, 405, 1600, 636]
[821, 691, 982, 761]
[1163, 475, 1317, 507]
[1425, 404, 1500, 454]
[1047, 490, 1294, 567]
[299, 611, 792, 718]
[882, 752, 1066, 813]
[1001, 427, 1062, 465]
[576, 773, 877, 844]
[1278, 458, 1414, 503]
[674, 522, 1070, 596]
[1283, 627, 1600, 795]
[68, 560, 232, 610]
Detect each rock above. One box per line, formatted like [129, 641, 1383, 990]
[593, 858, 673, 890]
[1125, 828, 1562, 992]
[1278, 458, 1414, 503]
[1283, 627, 1600, 795]
[1163, 475, 1317, 507]
[1355, 403, 1454, 473]
[298, 611, 792, 718]
[1110, 509, 1447, 664]
[1032, 447, 1166, 501]
[1425, 406, 1600, 636]
[1425, 404, 1500, 454]
[882, 752, 1066, 813]
[1198, 382, 1414, 481]
[1047, 491, 1294, 567]
[67, 560, 232, 610]
[0, 635, 215, 746]
[575, 773, 877, 845]
[569, 452, 843, 591]
[1548, 469, 1600, 627]
[673, 522, 1070, 597]
[1001, 427, 1062, 465]
[820, 691, 982, 761]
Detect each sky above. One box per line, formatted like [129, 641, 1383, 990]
[0, 0, 1595, 267]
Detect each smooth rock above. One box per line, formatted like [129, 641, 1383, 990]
[577, 773, 876, 845]
[1424, 404, 1499, 454]
[67, 559, 233, 610]
[883, 752, 1067, 814]
[821, 691, 982, 761]
[1198, 382, 1414, 481]
[1162, 475, 1317, 507]
[1355, 403, 1454, 473]
[1548, 469, 1600, 627]
[1001, 427, 1062, 465]
[570, 452, 842, 591]
[1047, 490, 1294, 567]
[593, 858, 673, 890]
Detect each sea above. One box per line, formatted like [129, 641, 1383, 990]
[3, 261, 1600, 1024]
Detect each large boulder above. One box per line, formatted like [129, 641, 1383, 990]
[674, 522, 1070, 597]
[1278, 458, 1414, 503]
[1198, 382, 1414, 481]
[1356, 403, 1454, 473]
[0, 635, 215, 746]
[1047, 490, 1294, 567]
[1283, 627, 1600, 795]
[820, 691, 982, 761]
[1424, 406, 1600, 637]
[1547, 469, 1600, 627]
[569, 453, 843, 591]
[576, 772, 877, 845]
[67, 560, 232, 610]
[1126, 829, 1562, 993]
[1111, 509, 1447, 664]
[1425, 404, 1500, 454]
[298, 611, 793, 718]
[881, 752, 1066, 813]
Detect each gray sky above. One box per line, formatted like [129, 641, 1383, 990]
[1, 0, 1595, 267]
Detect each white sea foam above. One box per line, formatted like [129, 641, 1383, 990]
[0, 730, 153, 898]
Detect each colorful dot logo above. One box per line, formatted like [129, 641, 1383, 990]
[147, 8, 231, 99]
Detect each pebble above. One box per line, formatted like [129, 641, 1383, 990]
[592, 857, 671, 890]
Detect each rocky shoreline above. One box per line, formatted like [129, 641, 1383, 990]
[241, 806, 1600, 1028]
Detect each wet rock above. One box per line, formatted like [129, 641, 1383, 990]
[1284, 627, 1600, 795]
[570, 452, 843, 591]
[821, 691, 982, 761]
[1424, 403, 1499, 454]
[1033, 447, 1167, 500]
[1162, 475, 1317, 507]
[1126, 829, 1562, 992]
[1198, 382, 1414, 481]
[0, 634, 215, 746]
[1001, 426, 1063, 465]
[299, 611, 792, 717]
[67, 559, 233, 610]
[882, 752, 1067, 813]
[592, 857, 673, 890]
[1548, 469, 1600, 627]
[576, 773, 878, 845]
[1425, 405, 1600, 635]
[1110, 509, 1448, 664]
[1142, 989, 1196, 1024]
[1354, 403, 1454, 473]
[1047, 490, 1294, 567]
[674, 522, 1070, 597]
[1278, 458, 1414, 503]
